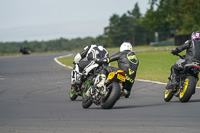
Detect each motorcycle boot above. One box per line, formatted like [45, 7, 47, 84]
[121, 82, 132, 98]
[71, 63, 83, 85]
[96, 74, 107, 94]
[121, 89, 130, 98]
[166, 74, 178, 90]
[76, 74, 82, 85]
[124, 89, 130, 98]
[96, 74, 106, 88]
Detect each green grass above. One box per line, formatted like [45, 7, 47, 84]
[57, 56, 74, 67]
[57, 46, 200, 86]
[0, 53, 21, 57]
[136, 51, 177, 82]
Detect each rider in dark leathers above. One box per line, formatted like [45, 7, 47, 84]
[167, 31, 200, 89]
[96, 42, 139, 98]
[72, 43, 109, 85]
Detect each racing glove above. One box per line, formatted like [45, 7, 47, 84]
[96, 58, 109, 64]
[171, 48, 179, 55]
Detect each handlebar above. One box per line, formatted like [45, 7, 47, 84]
[175, 53, 185, 59]
[95, 58, 108, 65]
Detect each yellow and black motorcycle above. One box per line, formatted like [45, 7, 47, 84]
[164, 54, 199, 102]
[82, 70, 126, 109]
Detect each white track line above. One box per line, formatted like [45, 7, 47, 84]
[136, 79, 200, 89]
[54, 54, 200, 89]
[136, 79, 167, 85]
[54, 54, 73, 69]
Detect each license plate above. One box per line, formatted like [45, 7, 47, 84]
[117, 74, 125, 82]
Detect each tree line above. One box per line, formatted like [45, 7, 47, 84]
[0, 37, 94, 53]
[0, 0, 199, 54]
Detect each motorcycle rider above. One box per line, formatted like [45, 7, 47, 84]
[166, 31, 200, 89]
[71, 43, 109, 85]
[95, 42, 139, 98]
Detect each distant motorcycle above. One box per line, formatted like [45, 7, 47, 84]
[20, 47, 31, 55]
[82, 69, 126, 109]
[164, 54, 199, 102]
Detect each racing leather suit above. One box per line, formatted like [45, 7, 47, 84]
[76, 44, 108, 73]
[72, 44, 109, 85]
[99, 50, 139, 95]
[168, 38, 200, 87]
[172, 38, 200, 64]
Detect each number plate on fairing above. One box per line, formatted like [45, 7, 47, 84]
[117, 74, 125, 82]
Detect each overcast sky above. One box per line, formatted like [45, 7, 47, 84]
[0, 0, 149, 42]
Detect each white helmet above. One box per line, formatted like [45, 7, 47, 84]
[120, 42, 132, 52]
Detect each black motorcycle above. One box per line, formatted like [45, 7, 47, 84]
[164, 54, 199, 102]
[20, 47, 31, 55]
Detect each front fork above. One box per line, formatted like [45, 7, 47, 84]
[178, 77, 184, 90]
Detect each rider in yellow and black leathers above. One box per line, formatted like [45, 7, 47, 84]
[96, 42, 139, 98]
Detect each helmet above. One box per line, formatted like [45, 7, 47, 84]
[96, 43, 104, 51]
[120, 42, 132, 52]
[191, 31, 200, 40]
[96, 43, 103, 46]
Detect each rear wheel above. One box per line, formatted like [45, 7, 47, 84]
[179, 76, 196, 102]
[69, 87, 78, 101]
[101, 82, 121, 109]
[164, 89, 173, 102]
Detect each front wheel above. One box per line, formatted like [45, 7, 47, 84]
[179, 76, 197, 102]
[164, 89, 173, 102]
[69, 87, 78, 101]
[101, 82, 121, 109]
[82, 95, 93, 109]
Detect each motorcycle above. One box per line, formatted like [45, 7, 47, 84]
[69, 61, 103, 101]
[164, 53, 199, 102]
[20, 47, 31, 55]
[82, 69, 126, 109]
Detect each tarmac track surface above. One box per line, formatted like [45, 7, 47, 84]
[0, 53, 200, 133]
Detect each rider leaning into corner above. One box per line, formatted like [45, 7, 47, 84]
[166, 31, 200, 89]
[95, 42, 139, 98]
[71, 43, 109, 85]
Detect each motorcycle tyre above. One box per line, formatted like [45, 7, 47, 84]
[164, 89, 173, 102]
[101, 82, 121, 109]
[179, 76, 196, 103]
[82, 95, 93, 109]
[69, 87, 78, 101]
